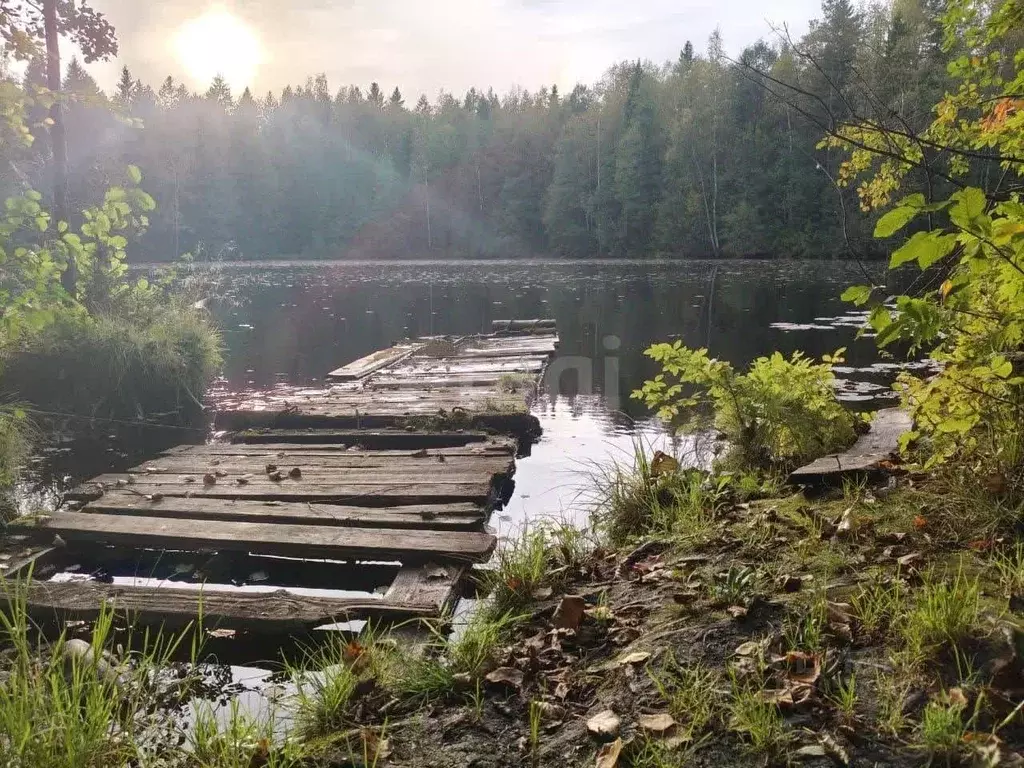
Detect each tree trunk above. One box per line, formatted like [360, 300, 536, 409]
[43, 0, 74, 294]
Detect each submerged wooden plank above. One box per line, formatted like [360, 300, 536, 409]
[84, 493, 486, 529]
[20, 581, 439, 632]
[789, 408, 913, 484]
[19, 512, 497, 563]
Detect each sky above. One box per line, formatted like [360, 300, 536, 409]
[82, 0, 825, 99]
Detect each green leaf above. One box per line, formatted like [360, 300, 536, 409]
[949, 187, 987, 229]
[889, 231, 957, 269]
[890, 231, 931, 267]
[841, 285, 873, 306]
[875, 205, 920, 238]
[126, 165, 142, 184]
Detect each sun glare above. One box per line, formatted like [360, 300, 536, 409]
[174, 7, 263, 92]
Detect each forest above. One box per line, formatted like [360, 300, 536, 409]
[1, 0, 955, 262]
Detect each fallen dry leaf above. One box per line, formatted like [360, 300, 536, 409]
[552, 595, 587, 630]
[208, 628, 236, 639]
[726, 605, 748, 619]
[484, 667, 524, 689]
[617, 650, 651, 666]
[637, 713, 676, 733]
[783, 651, 822, 684]
[587, 709, 621, 739]
[595, 738, 623, 768]
[913, 515, 928, 530]
[836, 506, 857, 537]
[651, 451, 680, 476]
[734, 641, 763, 657]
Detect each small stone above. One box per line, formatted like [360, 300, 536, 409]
[265, 464, 278, 474]
[202, 473, 216, 486]
[288, 467, 302, 479]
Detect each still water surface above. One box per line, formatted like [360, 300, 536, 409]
[199, 258, 891, 529]
[19, 259, 894, 527]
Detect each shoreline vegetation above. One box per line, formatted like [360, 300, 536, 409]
[0, 0, 1022, 766]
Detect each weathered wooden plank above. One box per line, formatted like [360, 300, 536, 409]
[214, 409, 540, 437]
[17, 512, 497, 563]
[163, 442, 515, 457]
[223, 431, 505, 448]
[19, 581, 439, 632]
[126, 455, 514, 475]
[87, 470, 503, 487]
[67, 481, 494, 506]
[383, 357, 548, 375]
[83, 493, 486, 528]
[491, 319, 556, 331]
[384, 563, 463, 612]
[327, 342, 424, 380]
[789, 408, 913, 484]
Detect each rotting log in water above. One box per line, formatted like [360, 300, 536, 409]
[788, 408, 914, 485]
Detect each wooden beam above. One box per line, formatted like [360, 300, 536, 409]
[789, 408, 913, 484]
[68, 480, 495, 506]
[83, 494, 486, 529]
[225, 430, 500, 448]
[18, 581, 441, 632]
[16, 511, 497, 563]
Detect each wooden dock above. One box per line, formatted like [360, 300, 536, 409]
[213, 326, 558, 437]
[8, 323, 558, 634]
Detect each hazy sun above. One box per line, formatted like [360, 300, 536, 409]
[174, 7, 263, 92]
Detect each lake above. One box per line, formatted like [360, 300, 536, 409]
[19, 258, 896, 527]
[197, 258, 893, 531]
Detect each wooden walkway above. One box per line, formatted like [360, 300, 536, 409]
[9, 322, 558, 633]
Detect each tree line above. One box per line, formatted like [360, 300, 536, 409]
[2, 0, 953, 262]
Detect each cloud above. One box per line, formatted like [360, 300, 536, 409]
[85, 0, 823, 97]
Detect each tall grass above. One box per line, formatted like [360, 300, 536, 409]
[0, 575, 203, 768]
[0, 404, 32, 492]
[2, 300, 222, 426]
[588, 439, 725, 544]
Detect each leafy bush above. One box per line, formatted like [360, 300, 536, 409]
[632, 343, 857, 470]
[829, 1, 1024, 503]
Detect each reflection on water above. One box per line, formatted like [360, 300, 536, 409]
[201, 258, 895, 527]
[17, 259, 899, 523]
